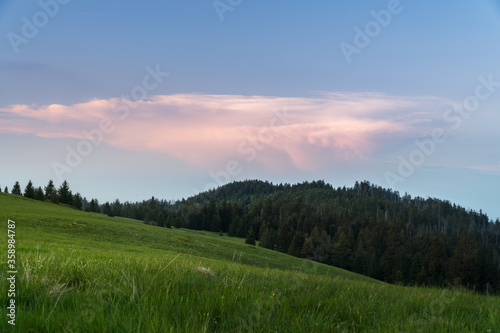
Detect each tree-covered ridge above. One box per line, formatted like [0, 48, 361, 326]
[4, 179, 499, 294]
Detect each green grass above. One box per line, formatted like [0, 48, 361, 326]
[1, 192, 499, 332]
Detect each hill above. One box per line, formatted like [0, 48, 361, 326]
[157, 180, 500, 294]
[1, 191, 500, 331]
[8, 178, 499, 293]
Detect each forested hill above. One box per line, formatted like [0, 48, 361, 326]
[185, 179, 402, 206]
[5, 179, 500, 294]
[170, 179, 500, 294]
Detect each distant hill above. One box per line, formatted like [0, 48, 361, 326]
[182, 179, 406, 206]
[186, 179, 284, 205]
[167, 179, 500, 294]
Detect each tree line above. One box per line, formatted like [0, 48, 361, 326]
[3, 179, 499, 294]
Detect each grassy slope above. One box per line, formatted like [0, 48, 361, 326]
[0, 192, 499, 332]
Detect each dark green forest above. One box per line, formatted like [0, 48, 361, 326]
[4, 179, 499, 294]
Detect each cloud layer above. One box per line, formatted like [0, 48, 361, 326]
[0, 93, 450, 171]
[469, 163, 500, 175]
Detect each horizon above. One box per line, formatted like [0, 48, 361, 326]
[3, 177, 499, 223]
[1, 1, 499, 219]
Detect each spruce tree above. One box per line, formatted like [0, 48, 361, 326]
[301, 226, 320, 260]
[157, 211, 165, 227]
[85, 199, 100, 213]
[236, 214, 250, 238]
[3, 186, 7, 193]
[288, 232, 306, 257]
[34, 187, 45, 201]
[315, 230, 332, 264]
[12, 181, 21, 195]
[450, 232, 479, 288]
[112, 199, 122, 217]
[24, 180, 35, 198]
[73, 193, 83, 210]
[45, 180, 55, 200]
[276, 220, 291, 253]
[245, 227, 256, 245]
[173, 215, 183, 228]
[210, 214, 221, 232]
[259, 220, 270, 240]
[259, 226, 276, 250]
[58, 181, 73, 205]
[331, 229, 352, 269]
[103, 202, 114, 217]
[50, 189, 59, 204]
[219, 200, 232, 232]
[166, 216, 174, 229]
[123, 203, 134, 219]
[228, 216, 241, 237]
[92, 199, 101, 213]
[428, 237, 445, 285]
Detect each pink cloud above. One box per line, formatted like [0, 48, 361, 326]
[0, 93, 449, 171]
[468, 163, 500, 175]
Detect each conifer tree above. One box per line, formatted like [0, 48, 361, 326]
[236, 213, 250, 238]
[428, 237, 445, 285]
[112, 199, 122, 217]
[228, 216, 241, 237]
[276, 220, 292, 253]
[12, 181, 21, 195]
[331, 229, 352, 269]
[301, 226, 321, 260]
[157, 211, 165, 227]
[210, 214, 221, 232]
[73, 193, 83, 210]
[219, 200, 232, 232]
[259, 226, 276, 249]
[3, 186, 7, 193]
[166, 216, 174, 229]
[58, 180, 73, 205]
[24, 180, 35, 198]
[245, 227, 256, 245]
[103, 202, 114, 217]
[288, 232, 306, 257]
[259, 220, 270, 240]
[50, 189, 59, 204]
[351, 228, 367, 273]
[84, 199, 100, 213]
[450, 232, 479, 288]
[123, 202, 134, 219]
[315, 230, 332, 264]
[45, 180, 55, 200]
[34, 187, 45, 201]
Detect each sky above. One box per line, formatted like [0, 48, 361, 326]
[0, 0, 499, 220]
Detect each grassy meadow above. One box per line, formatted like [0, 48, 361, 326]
[1, 191, 499, 332]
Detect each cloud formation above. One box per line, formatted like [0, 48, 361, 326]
[0, 93, 450, 171]
[469, 163, 500, 175]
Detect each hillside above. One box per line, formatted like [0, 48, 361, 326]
[1, 192, 500, 332]
[139, 180, 500, 294]
[6, 178, 500, 294]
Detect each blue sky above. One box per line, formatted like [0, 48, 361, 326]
[1, 0, 499, 220]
